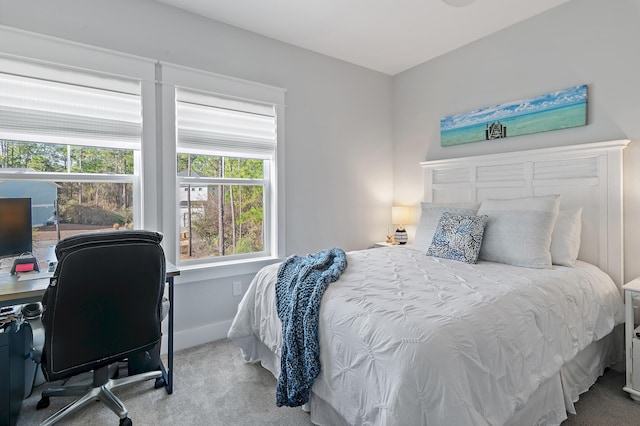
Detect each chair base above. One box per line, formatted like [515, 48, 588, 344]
[37, 364, 162, 426]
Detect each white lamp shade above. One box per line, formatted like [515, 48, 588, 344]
[391, 206, 412, 226]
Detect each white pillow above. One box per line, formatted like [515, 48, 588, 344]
[412, 202, 480, 252]
[550, 208, 582, 267]
[478, 194, 561, 268]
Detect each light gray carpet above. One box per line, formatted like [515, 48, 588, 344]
[16, 339, 640, 425]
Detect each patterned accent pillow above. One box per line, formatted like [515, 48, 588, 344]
[412, 202, 480, 252]
[426, 213, 489, 264]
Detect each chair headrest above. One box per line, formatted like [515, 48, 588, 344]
[55, 230, 163, 260]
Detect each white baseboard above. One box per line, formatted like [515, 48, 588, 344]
[160, 319, 232, 354]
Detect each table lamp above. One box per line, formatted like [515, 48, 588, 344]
[392, 206, 412, 245]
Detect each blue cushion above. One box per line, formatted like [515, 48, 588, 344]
[426, 213, 488, 264]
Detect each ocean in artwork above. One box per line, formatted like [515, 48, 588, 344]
[440, 85, 587, 147]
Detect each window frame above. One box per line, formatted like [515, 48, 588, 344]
[0, 26, 159, 234]
[0, 61, 149, 238]
[159, 62, 286, 269]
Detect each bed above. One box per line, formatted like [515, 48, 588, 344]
[228, 140, 629, 425]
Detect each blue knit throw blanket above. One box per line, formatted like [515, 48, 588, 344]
[275, 247, 348, 407]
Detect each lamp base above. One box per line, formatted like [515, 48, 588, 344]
[394, 228, 408, 245]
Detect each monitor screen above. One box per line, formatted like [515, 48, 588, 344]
[0, 198, 33, 258]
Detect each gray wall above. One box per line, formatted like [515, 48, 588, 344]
[0, 0, 394, 348]
[393, 0, 640, 283]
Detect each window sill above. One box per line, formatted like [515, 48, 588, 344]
[174, 255, 283, 283]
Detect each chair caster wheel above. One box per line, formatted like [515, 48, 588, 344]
[154, 377, 166, 389]
[119, 417, 132, 426]
[36, 396, 50, 410]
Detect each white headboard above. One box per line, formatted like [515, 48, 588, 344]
[420, 139, 629, 287]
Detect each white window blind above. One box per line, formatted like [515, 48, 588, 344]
[176, 88, 276, 159]
[0, 67, 142, 150]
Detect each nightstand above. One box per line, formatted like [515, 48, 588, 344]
[623, 277, 640, 402]
[373, 242, 400, 248]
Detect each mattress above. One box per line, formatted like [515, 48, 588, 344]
[228, 246, 624, 425]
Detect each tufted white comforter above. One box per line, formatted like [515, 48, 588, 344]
[228, 246, 623, 425]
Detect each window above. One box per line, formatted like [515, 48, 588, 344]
[0, 56, 142, 269]
[175, 88, 277, 263]
[0, 28, 284, 272]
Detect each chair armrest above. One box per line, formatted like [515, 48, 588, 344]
[161, 296, 170, 321]
[22, 302, 44, 363]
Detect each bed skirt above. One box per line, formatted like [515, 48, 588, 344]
[235, 327, 621, 426]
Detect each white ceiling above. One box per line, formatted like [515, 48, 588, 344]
[156, 0, 571, 76]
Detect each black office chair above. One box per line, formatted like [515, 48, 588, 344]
[30, 230, 167, 426]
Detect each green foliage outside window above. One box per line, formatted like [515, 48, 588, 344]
[0, 140, 267, 260]
[178, 154, 265, 259]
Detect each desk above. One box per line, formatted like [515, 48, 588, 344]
[0, 263, 180, 395]
[0, 272, 53, 309]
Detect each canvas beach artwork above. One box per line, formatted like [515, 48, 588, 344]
[440, 85, 588, 147]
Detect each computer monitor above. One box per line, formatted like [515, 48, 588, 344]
[0, 198, 33, 258]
